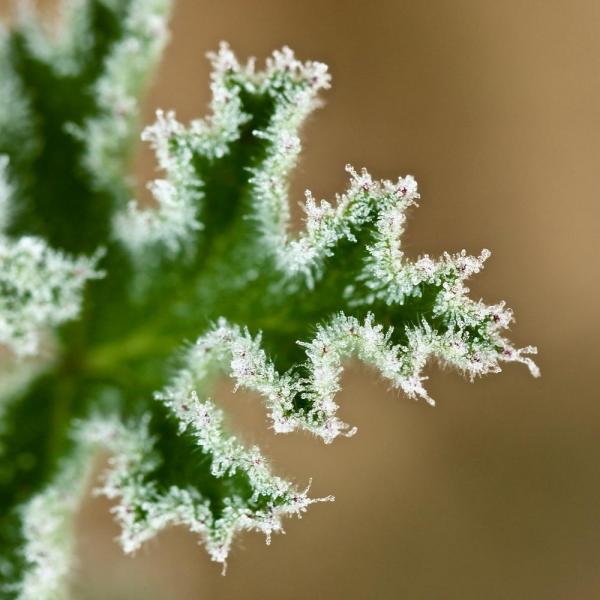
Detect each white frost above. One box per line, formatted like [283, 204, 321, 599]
[0, 236, 103, 356]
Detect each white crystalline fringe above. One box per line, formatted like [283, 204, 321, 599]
[0, 236, 103, 356]
[78, 413, 331, 567]
[244, 63, 408, 287]
[245, 62, 496, 298]
[13, 445, 96, 600]
[113, 108, 207, 254]
[247, 92, 536, 379]
[14, 0, 87, 76]
[157, 311, 538, 447]
[114, 43, 245, 254]
[354, 192, 494, 307]
[115, 42, 331, 256]
[82, 0, 172, 188]
[253, 158, 420, 287]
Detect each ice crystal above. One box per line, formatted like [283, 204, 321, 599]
[0, 236, 102, 356]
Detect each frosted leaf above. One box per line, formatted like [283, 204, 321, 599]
[0, 25, 540, 594]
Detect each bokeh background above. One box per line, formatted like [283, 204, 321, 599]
[2, 1, 600, 598]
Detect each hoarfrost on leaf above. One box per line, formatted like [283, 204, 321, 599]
[0, 3, 539, 596]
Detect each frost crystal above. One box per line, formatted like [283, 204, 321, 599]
[15, 446, 96, 600]
[115, 43, 330, 257]
[79, 414, 332, 567]
[81, 0, 172, 188]
[0, 236, 103, 356]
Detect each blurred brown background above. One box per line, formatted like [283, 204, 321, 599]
[3, 0, 600, 598]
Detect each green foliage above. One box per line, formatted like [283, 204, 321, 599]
[0, 1, 537, 597]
